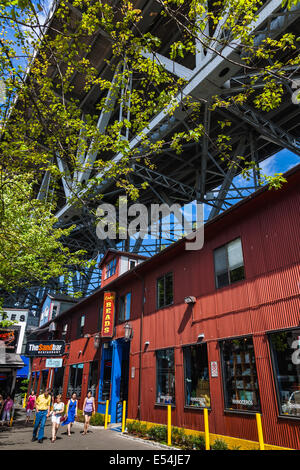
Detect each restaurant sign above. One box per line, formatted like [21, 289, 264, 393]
[0, 327, 20, 352]
[101, 292, 116, 338]
[25, 340, 65, 357]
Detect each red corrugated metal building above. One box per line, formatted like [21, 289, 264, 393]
[29, 164, 300, 449]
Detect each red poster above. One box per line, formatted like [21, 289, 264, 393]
[101, 292, 116, 338]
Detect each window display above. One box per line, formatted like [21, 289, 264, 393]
[183, 343, 210, 408]
[88, 361, 99, 397]
[67, 363, 84, 397]
[269, 329, 300, 417]
[220, 336, 261, 412]
[156, 348, 175, 405]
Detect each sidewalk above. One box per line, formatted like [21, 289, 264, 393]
[0, 405, 171, 451]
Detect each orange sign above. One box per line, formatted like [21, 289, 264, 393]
[101, 292, 116, 338]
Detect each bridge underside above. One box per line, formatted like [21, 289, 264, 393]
[3, 0, 300, 311]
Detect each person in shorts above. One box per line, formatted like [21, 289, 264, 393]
[50, 394, 64, 443]
[82, 391, 95, 435]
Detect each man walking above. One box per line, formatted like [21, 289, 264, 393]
[32, 388, 51, 443]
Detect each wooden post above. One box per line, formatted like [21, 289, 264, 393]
[204, 408, 210, 450]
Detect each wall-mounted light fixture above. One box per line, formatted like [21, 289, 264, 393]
[124, 322, 133, 342]
[184, 296, 196, 304]
[144, 341, 150, 347]
[94, 333, 100, 349]
[197, 333, 205, 342]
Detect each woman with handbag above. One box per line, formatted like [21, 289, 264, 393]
[50, 394, 64, 443]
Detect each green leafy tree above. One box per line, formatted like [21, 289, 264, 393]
[0, 0, 298, 295]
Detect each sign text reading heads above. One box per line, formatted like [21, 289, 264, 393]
[25, 340, 65, 357]
[101, 291, 116, 338]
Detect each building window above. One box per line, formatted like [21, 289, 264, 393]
[77, 315, 85, 338]
[105, 258, 117, 279]
[98, 305, 103, 332]
[220, 336, 261, 412]
[119, 292, 131, 323]
[67, 363, 84, 397]
[183, 343, 210, 408]
[52, 305, 58, 319]
[88, 361, 99, 397]
[40, 369, 49, 393]
[129, 260, 136, 270]
[52, 367, 65, 396]
[269, 329, 300, 417]
[157, 273, 173, 309]
[62, 323, 68, 341]
[156, 348, 175, 405]
[214, 238, 245, 289]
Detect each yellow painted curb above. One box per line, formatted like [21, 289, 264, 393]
[126, 419, 293, 451]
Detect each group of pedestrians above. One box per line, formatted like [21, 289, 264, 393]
[0, 393, 14, 426]
[26, 388, 95, 444]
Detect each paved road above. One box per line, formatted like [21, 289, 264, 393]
[0, 407, 166, 451]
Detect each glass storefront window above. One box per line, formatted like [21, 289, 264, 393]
[269, 329, 300, 417]
[88, 360, 99, 397]
[220, 336, 261, 412]
[156, 348, 175, 405]
[183, 343, 210, 408]
[52, 367, 65, 397]
[67, 363, 84, 397]
[40, 369, 49, 393]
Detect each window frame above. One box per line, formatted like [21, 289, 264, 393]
[156, 272, 174, 310]
[214, 237, 245, 289]
[105, 258, 117, 279]
[183, 342, 211, 409]
[268, 327, 300, 419]
[67, 363, 84, 397]
[118, 292, 131, 323]
[77, 314, 85, 338]
[155, 347, 176, 406]
[219, 334, 261, 414]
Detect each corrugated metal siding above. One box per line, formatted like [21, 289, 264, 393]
[31, 172, 300, 449]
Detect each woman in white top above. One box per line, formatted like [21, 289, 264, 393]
[51, 394, 64, 443]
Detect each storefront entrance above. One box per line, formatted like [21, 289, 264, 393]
[98, 338, 130, 423]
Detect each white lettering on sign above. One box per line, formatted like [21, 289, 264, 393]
[232, 399, 253, 406]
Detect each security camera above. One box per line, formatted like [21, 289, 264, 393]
[197, 333, 205, 341]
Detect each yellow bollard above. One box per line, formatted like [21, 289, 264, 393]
[104, 400, 109, 429]
[204, 408, 210, 450]
[167, 405, 171, 446]
[122, 401, 126, 432]
[23, 393, 27, 409]
[256, 413, 265, 450]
